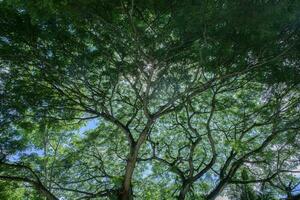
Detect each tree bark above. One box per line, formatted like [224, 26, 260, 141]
[119, 120, 152, 200]
[36, 183, 59, 200]
[206, 180, 227, 200]
[119, 148, 138, 200]
[178, 182, 191, 200]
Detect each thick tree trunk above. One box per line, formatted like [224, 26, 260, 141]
[119, 187, 133, 200]
[119, 153, 137, 200]
[119, 137, 147, 200]
[206, 181, 227, 200]
[118, 120, 153, 200]
[178, 191, 187, 200]
[37, 186, 59, 200]
[178, 181, 193, 200]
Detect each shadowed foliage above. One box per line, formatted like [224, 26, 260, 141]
[0, 0, 300, 199]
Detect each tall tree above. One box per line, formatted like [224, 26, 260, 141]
[0, 0, 300, 200]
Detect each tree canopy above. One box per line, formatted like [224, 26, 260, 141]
[0, 0, 300, 200]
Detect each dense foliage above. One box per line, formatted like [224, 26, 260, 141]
[1, 0, 300, 200]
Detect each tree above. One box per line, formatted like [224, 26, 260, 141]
[0, 0, 300, 200]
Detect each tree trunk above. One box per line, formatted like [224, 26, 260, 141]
[119, 141, 143, 200]
[118, 120, 153, 200]
[37, 186, 59, 200]
[178, 182, 192, 200]
[206, 181, 227, 200]
[178, 191, 187, 200]
[119, 154, 136, 200]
